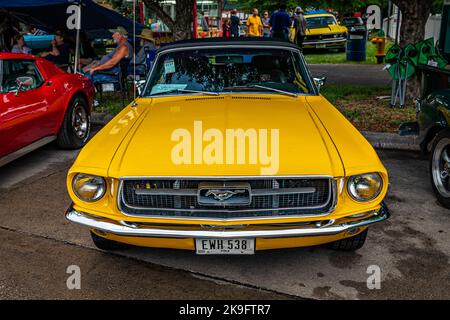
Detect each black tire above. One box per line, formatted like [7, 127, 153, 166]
[90, 231, 130, 251]
[429, 129, 450, 209]
[57, 95, 90, 149]
[327, 228, 368, 251]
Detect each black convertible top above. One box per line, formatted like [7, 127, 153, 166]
[157, 38, 302, 53]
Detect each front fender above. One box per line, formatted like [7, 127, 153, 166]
[418, 91, 450, 153]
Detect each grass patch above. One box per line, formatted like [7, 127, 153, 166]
[95, 93, 133, 115]
[305, 40, 393, 65]
[321, 84, 416, 132]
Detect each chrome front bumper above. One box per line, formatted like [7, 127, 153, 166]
[303, 38, 347, 47]
[65, 203, 390, 239]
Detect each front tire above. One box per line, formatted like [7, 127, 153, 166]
[57, 95, 90, 149]
[430, 129, 450, 208]
[90, 231, 130, 251]
[327, 228, 368, 251]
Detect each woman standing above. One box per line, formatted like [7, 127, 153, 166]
[222, 18, 231, 39]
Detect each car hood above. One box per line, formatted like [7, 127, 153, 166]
[306, 25, 347, 35]
[306, 96, 387, 177]
[105, 95, 345, 178]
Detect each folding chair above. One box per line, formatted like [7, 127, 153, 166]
[94, 57, 131, 106]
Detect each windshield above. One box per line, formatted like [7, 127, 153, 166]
[305, 16, 337, 28]
[342, 17, 363, 25]
[144, 47, 312, 97]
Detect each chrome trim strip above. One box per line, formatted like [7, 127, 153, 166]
[116, 176, 338, 220]
[66, 203, 390, 239]
[304, 38, 347, 45]
[119, 175, 334, 180]
[252, 187, 316, 195]
[0, 136, 57, 168]
[134, 187, 316, 196]
[134, 189, 198, 196]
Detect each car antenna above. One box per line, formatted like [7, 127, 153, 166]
[131, 0, 137, 108]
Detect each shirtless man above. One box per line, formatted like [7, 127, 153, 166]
[83, 26, 132, 82]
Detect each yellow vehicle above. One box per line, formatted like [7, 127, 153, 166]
[303, 13, 348, 50]
[66, 39, 389, 255]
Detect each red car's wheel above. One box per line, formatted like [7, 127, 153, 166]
[57, 95, 90, 149]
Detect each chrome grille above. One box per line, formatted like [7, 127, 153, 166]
[119, 177, 335, 219]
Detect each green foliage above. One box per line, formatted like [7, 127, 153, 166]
[106, 0, 139, 18]
[321, 84, 390, 103]
[432, 0, 445, 14]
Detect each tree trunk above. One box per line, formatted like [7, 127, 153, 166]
[142, 0, 174, 30]
[173, 0, 195, 41]
[393, 0, 433, 101]
[142, 0, 195, 41]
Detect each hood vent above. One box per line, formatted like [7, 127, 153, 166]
[185, 96, 272, 102]
[185, 96, 225, 102]
[232, 96, 272, 101]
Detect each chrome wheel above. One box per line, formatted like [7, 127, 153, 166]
[431, 137, 450, 198]
[71, 102, 88, 139]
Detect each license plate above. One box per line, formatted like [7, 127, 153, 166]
[195, 238, 255, 255]
[316, 44, 327, 48]
[101, 83, 115, 92]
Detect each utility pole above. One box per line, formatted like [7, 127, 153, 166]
[395, 4, 401, 44]
[139, 0, 145, 24]
[386, 0, 392, 38]
[193, 0, 198, 39]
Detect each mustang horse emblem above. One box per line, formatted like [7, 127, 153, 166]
[205, 189, 246, 202]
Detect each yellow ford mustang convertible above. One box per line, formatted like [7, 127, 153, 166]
[66, 39, 389, 254]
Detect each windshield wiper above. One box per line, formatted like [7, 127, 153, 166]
[149, 89, 220, 97]
[224, 84, 298, 98]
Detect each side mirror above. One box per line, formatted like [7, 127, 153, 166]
[313, 77, 326, 92]
[135, 79, 146, 96]
[15, 76, 34, 96]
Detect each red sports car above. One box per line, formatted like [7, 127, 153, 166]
[0, 53, 95, 167]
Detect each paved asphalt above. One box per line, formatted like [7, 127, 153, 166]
[309, 64, 392, 86]
[0, 141, 449, 299]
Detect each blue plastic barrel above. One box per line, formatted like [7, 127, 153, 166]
[346, 33, 367, 61]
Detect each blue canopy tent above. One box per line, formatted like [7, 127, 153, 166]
[0, 0, 145, 71]
[0, 0, 144, 37]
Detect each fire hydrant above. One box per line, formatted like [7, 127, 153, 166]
[371, 31, 386, 64]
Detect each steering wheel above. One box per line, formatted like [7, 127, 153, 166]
[3, 75, 37, 93]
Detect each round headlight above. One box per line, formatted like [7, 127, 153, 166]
[72, 174, 106, 202]
[347, 173, 383, 202]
